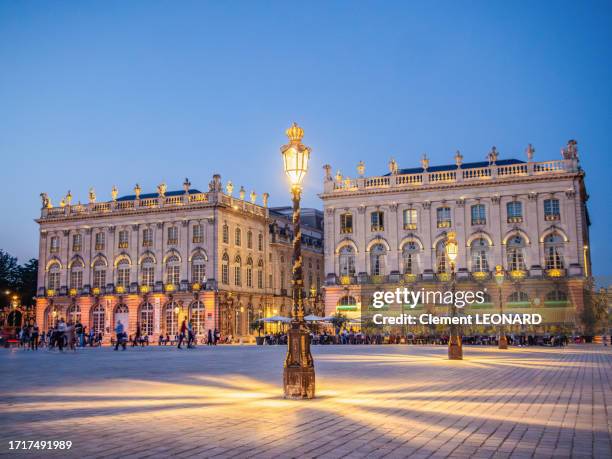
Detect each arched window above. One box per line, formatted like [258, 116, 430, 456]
[402, 242, 419, 274]
[47, 262, 61, 290]
[67, 304, 81, 324]
[116, 259, 130, 288]
[139, 303, 154, 336]
[164, 302, 179, 336]
[191, 253, 206, 284]
[234, 255, 242, 286]
[247, 230, 253, 249]
[257, 259, 264, 289]
[165, 255, 180, 285]
[246, 257, 253, 287]
[221, 253, 229, 284]
[435, 240, 447, 273]
[235, 227, 242, 246]
[508, 291, 529, 303]
[93, 259, 107, 289]
[546, 290, 568, 302]
[370, 244, 386, 276]
[222, 222, 229, 244]
[114, 304, 129, 329]
[470, 238, 489, 272]
[91, 304, 105, 334]
[141, 257, 155, 287]
[339, 246, 356, 276]
[70, 259, 84, 289]
[506, 236, 527, 271]
[191, 301, 205, 335]
[544, 233, 564, 269]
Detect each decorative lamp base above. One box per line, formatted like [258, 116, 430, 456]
[448, 335, 463, 360]
[283, 324, 315, 399]
[499, 335, 508, 349]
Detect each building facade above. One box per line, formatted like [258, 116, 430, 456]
[321, 141, 591, 332]
[35, 175, 323, 342]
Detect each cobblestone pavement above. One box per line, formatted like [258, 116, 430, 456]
[0, 344, 610, 459]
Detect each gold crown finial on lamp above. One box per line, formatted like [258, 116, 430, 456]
[285, 122, 304, 143]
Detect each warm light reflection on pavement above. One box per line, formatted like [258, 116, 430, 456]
[0, 345, 610, 458]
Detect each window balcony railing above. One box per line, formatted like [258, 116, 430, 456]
[472, 271, 489, 281]
[192, 236, 203, 243]
[370, 225, 384, 232]
[370, 275, 385, 284]
[403, 223, 417, 230]
[340, 227, 353, 234]
[544, 214, 560, 221]
[507, 216, 523, 223]
[471, 219, 486, 226]
[118, 242, 129, 249]
[95, 244, 105, 251]
[546, 268, 565, 278]
[403, 273, 418, 283]
[142, 240, 153, 247]
[437, 221, 451, 228]
[72, 245, 82, 252]
[437, 272, 451, 282]
[50, 247, 59, 253]
[509, 270, 527, 281]
[340, 275, 353, 285]
[167, 239, 178, 245]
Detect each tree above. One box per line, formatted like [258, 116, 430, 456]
[0, 250, 19, 309]
[15, 259, 38, 307]
[581, 285, 608, 338]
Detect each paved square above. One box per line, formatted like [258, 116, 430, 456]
[0, 345, 610, 458]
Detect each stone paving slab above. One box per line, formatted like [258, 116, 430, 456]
[0, 345, 610, 458]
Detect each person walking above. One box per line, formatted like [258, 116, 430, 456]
[214, 328, 220, 345]
[177, 320, 187, 349]
[114, 320, 126, 351]
[57, 319, 67, 352]
[187, 321, 195, 348]
[207, 329, 213, 346]
[133, 322, 142, 347]
[31, 323, 39, 351]
[75, 320, 84, 348]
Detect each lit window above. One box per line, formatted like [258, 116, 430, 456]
[340, 213, 353, 234]
[93, 259, 106, 288]
[471, 204, 486, 226]
[118, 230, 129, 249]
[116, 259, 130, 288]
[70, 259, 84, 289]
[50, 236, 60, 254]
[507, 201, 523, 223]
[436, 207, 451, 228]
[234, 255, 242, 286]
[139, 303, 154, 336]
[165, 255, 180, 285]
[370, 244, 386, 276]
[470, 238, 489, 272]
[544, 233, 564, 269]
[192, 224, 203, 243]
[402, 242, 419, 274]
[221, 253, 229, 284]
[167, 226, 178, 245]
[142, 228, 153, 247]
[191, 253, 206, 283]
[257, 259, 264, 289]
[72, 234, 82, 252]
[141, 257, 155, 287]
[506, 236, 527, 271]
[435, 240, 447, 273]
[190, 301, 205, 335]
[544, 199, 560, 220]
[370, 211, 384, 232]
[164, 303, 178, 336]
[47, 262, 61, 290]
[339, 246, 355, 276]
[403, 209, 417, 230]
[246, 257, 253, 287]
[92, 304, 105, 333]
[95, 232, 105, 251]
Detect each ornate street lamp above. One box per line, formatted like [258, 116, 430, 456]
[281, 122, 315, 399]
[445, 231, 462, 360]
[494, 265, 508, 349]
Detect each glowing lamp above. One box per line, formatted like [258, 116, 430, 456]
[281, 123, 310, 187]
[494, 265, 505, 287]
[174, 305, 180, 315]
[445, 231, 459, 264]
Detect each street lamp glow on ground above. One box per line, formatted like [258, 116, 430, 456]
[281, 123, 315, 399]
[494, 265, 508, 349]
[445, 231, 462, 360]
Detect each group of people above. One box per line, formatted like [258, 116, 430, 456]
[114, 319, 222, 350]
[13, 319, 104, 351]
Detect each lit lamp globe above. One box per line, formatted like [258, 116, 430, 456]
[445, 231, 459, 268]
[281, 123, 310, 189]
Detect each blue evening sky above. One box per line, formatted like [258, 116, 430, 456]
[0, 1, 610, 281]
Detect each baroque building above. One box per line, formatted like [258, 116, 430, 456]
[321, 141, 590, 331]
[35, 175, 323, 342]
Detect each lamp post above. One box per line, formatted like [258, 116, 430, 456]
[445, 231, 462, 360]
[494, 265, 508, 349]
[281, 122, 315, 399]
